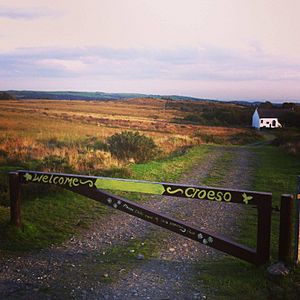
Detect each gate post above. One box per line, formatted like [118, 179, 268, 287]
[278, 194, 294, 264]
[295, 176, 300, 265]
[256, 196, 272, 265]
[9, 172, 21, 228]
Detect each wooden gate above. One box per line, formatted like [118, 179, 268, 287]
[9, 170, 273, 265]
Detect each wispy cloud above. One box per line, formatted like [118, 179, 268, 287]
[0, 6, 63, 20]
[1, 46, 299, 82]
[1, 45, 300, 101]
[38, 58, 87, 72]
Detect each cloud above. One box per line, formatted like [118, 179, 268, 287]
[38, 59, 87, 72]
[1, 46, 300, 81]
[0, 45, 300, 101]
[0, 6, 62, 20]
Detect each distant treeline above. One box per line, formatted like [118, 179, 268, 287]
[184, 107, 252, 127]
[0, 92, 15, 100]
[168, 100, 300, 128]
[260, 101, 300, 128]
[167, 101, 253, 127]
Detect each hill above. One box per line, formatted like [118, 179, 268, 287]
[5, 90, 260, 106]
[5, 90, 211, 102]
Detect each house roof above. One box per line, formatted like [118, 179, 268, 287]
[257, 108, 291, 118]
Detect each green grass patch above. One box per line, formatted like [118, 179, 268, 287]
[252, 146, 300, 298]
[201, 148, 235, 186]
[194, 145, 300, 299]
[195, 257, 268, 300]
[131, 145, 212, 182]
[0, 190, 108, 254]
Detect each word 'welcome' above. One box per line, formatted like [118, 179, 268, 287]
[24, 173, 94, 188]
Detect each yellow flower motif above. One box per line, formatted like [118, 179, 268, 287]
[242, 193, 253, 204]
[24, 173, 32, 181]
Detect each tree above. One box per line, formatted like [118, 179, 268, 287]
[259, 101, 273, 109]
[0, 92, 15, 100]
[282, 102, 296, 110]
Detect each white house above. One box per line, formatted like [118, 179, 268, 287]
[252, 108, 283, 129]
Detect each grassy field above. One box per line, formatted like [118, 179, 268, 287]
[0, 98, 258, 208]
[0, 98, 254, 149]
[1, 98, 239, 254]
[0, 98, 299, 298]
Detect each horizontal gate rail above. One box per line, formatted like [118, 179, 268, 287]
[10, 170, 273, 265]
[18, 170, 271, 206]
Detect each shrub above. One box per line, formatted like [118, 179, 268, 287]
[193, 132, 225, 144]
[280, 111, 300, 128]
[37, 155, 72, 173]
[98, 166, 132, 178]
[107, 131, 159, 163]
[75, 150, 116, 172]
[229, 130, 263, 145]
[272, 130, 300, 155]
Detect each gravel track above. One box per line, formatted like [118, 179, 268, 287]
[0, 147, 256, 300]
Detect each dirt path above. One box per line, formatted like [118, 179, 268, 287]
[0, 146, 256, 300]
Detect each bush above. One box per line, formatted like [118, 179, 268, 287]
[75, 150, 115, 172]
[229, 130, 263, 145]
[280, 111, 300, 128]
[107, 131, 159, 163]
[272, 129, 300, 155]
[98, 166, 132, 178]
[37, 155, 73, 173]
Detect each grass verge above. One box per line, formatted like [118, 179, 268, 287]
[194, 145, 300, 299]
[0, 190, 108, 255]
[0, 145, 211, 255]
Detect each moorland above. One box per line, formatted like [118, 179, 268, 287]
[0, 97, 299, 299]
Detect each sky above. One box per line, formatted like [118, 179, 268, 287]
[0, 0, 300, 102]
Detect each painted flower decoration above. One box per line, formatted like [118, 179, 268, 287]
[24, 173, 32, 181]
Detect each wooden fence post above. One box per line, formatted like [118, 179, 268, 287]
[278, 194, 294, 264]
[9, 172, 21, 228]
[256, 196, 272, 265]
[295, 176, 300, 265]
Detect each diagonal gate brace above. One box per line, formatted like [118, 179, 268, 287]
[13, 170, 272, 265]
[67, 185, 258, 264]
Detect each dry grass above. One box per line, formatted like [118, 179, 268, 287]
[0, 98, 252, 171]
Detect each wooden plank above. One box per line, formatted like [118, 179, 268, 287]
[18, 170, 271, 206]
[65, 185, 259, 265]
[16, 169, 273, 265]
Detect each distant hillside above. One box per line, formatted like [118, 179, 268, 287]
[5, 90, 262, 106]
[6, 90, 210, 102]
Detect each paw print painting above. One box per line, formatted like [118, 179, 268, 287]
[197, 232, 214, 245]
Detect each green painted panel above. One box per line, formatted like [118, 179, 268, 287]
[94, 178, 165, 195]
